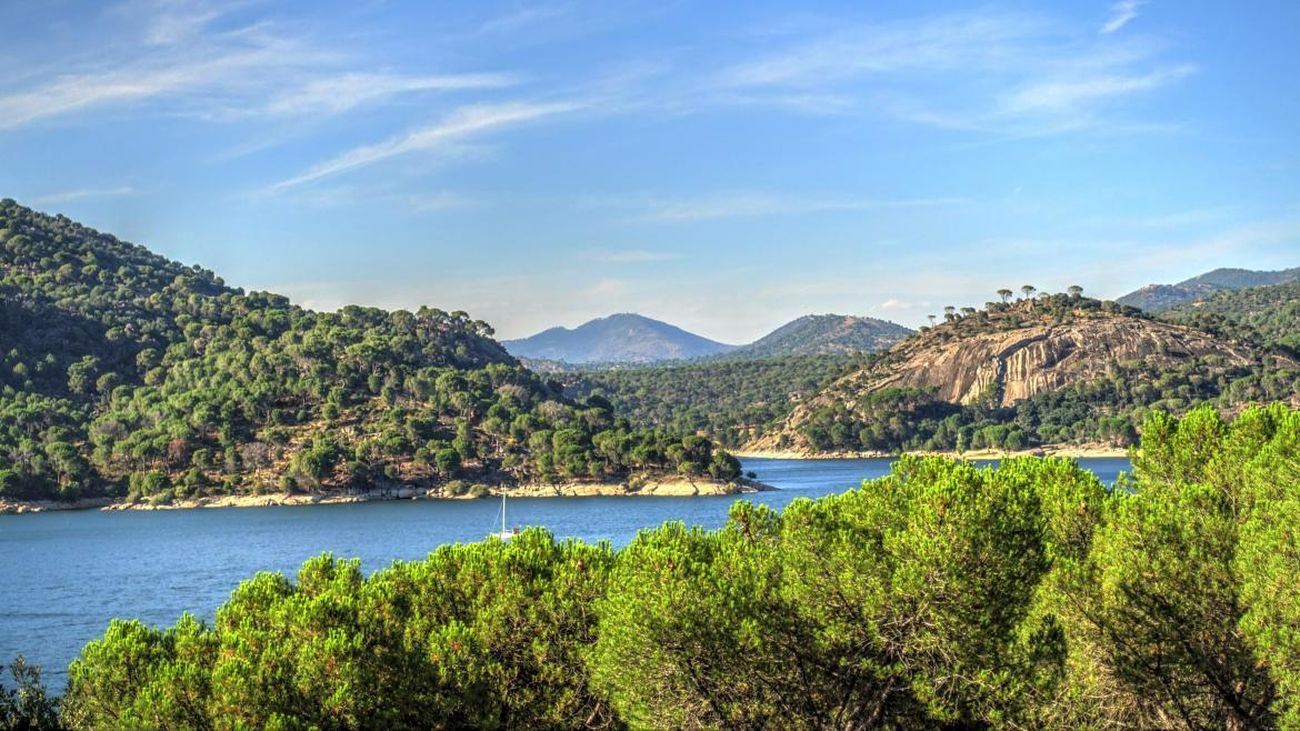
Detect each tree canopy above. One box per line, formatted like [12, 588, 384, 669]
[0, 200, 737, 504]
[24, 405, 1295, 729]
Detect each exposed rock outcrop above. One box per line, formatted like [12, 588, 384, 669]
[862, 317, 1254, 408]
[752, 297, 1282, 452]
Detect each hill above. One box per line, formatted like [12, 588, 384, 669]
[748, 293, 1299, 454]
[0, 200, 740, 504]
[1160, 280, 1300, 351]
[726, 314, 912, 359]
[48, 406, 1300, 731]
[1117, 266, 1300, 311]
[506, 312, 912, 367]
[561, 353, 871, 448]
[502, 313, 737, 364]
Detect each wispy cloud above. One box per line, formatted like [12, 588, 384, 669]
[706, 9, 1190, 136]
[108, 0, 229, 47]
[1001, 63, 1194, 116]
[475, 3, 576, 36]
[28, 186, 136, 205]
[269, 101, 578, 191]
[1101, 0, 1145, 34]
[634, 193, 965, 222]
[717, 13, 1048, 88]
[0, 44, 298, 129]
[879, 297, 931, 311]
[0, 3, 515, 130]
[259, 72, 518, 118]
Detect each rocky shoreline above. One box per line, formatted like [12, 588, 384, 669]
[508, 476, 771, 497]
[0, 476, 774, 515]
[731, 444, 1131, 460]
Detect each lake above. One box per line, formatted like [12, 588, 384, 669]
[0, 456, 1130, 684]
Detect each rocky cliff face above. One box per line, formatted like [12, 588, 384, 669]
[752, 298, 1270, 451]
[863, 317, 1254, 408]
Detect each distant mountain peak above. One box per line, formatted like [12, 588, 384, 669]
[502, 313, 736, 365]
[1118, 265, 1300, 311]
[504, 311, 915, 365]
[728, 314, 913, 359]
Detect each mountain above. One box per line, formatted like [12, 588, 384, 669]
[749, 293, 1299, 454]
[0, 200, 739, 504]
[1117, 266, 1300, 311]
[502, 313, 737, 364]
[547, 311, 914, 448]
[1160, 279, 1300, 351]
[729, 314, 913, 359]
[505, 313, 913, 366]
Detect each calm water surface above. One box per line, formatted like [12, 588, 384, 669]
[0, 456, 1130, 683]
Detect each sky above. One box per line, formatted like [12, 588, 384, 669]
[1, 0, 1298, 343]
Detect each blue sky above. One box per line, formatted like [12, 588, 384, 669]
[2, 0, 1297, 342]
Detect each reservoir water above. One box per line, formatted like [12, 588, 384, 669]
[0, 456, 1130, 684]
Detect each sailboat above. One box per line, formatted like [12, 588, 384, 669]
[490, 491, 516, 541]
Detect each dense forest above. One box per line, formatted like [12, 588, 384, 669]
[787, 293, 1299, 453]
[1161, 280, 1300, 352]
[1117, 265, 1300, 311]
[570, 289, 1299, 455]
[2, 406, 1296, 729]
[0, 201, 738, 504]
[562, 353, 872, 448]
[723, 313, 912, 359]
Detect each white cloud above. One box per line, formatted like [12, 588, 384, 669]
[475, 3, 575, 36]
[0, 30, 328, 129]
[0, 53, 263, 130]
[0, 4, 515, 131]
[1101, 0, 1145, 34]
[717, 13, 1048, 88]
[879, 298, 930, 311]
[145, 5, 222, 45]
[706, 9, 1190, 136]
[107, 0, 229, 46]
[260, 72, 518, 118]
[269, 101, 579, 191]
[1001, 64, 1194, 115]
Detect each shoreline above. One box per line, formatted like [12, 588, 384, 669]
[0, 477, 775, 515]
[508, 476, 771, 498]
[732, 444, 1132, 460]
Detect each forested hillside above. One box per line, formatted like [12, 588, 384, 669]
[1161, 280, 1300, 351]
[562, 354, 871, 448]
[502, 313, 737, 364]
[1118, 265, 1300, 311]
[19, 406, 1297, 729]
[725, 314, 912, 359]
[0, 200, 737, 504]
[755, 292, 1300, 453]
[559, 292, 1299, 455]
